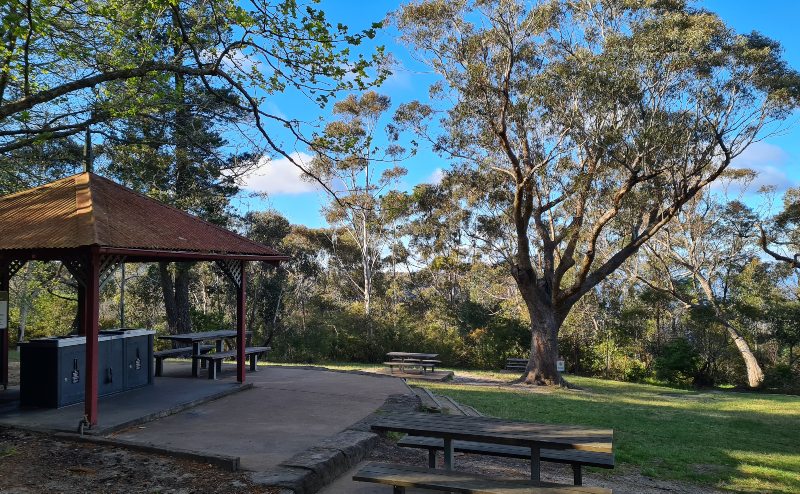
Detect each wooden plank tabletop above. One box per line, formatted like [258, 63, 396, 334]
[355, 462, 612, 494]
[371, 413, 613, 453]
[158, 330, 240, 342]
[387, 351, 439, 359]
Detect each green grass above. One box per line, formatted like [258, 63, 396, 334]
[173, 358, 800, 491]
[175, 362, 800, 493]
[419, 376, 800, 493]
[7, 349, 18, 362]
[263, 361, 800, 491]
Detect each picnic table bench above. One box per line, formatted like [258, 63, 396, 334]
[369, 412, 613, 483]
[506, 358, 528, 371]
[385, 352, 441, 374]
[383, 360, 441, 374]
[194, 346, 271, 379]
[153, 344, 214, 377]
[397, 436, 614, 486]
[158, 330, 250, 377]
[353, 462, 612, 494]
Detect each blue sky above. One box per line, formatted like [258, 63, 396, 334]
[234, 0, 800, 228]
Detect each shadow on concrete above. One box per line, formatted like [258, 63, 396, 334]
[0, 371, 249, 435]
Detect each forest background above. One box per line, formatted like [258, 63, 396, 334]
[2, 0, 800, 393]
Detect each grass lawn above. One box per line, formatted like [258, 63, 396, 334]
[181, 359, 800, 491]
[417, 376, 800, 493]
[7, 349, 18, 362]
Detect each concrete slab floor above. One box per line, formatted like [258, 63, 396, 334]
[0, 375, 245, 434]
[110, 364, 412, 472]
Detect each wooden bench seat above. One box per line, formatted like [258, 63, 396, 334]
[397, 436, 614, 486]
[194, 346, 271, 379]
[506, 358, 528, 371]
[353, 462, 612, 493]
[384, 361, 437, 374]
[153, 345, 214, 377]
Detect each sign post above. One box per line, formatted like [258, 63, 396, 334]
[0, 290, 8, 330]
[0, 288, 7, 389]
[556, 357, 565, 373]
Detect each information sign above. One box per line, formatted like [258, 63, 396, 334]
[0, 290, 8, 330]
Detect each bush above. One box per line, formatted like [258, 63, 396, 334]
[763, 363, 800, 393]
[654, 338, 700, 385]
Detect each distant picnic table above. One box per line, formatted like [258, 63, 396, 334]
[385, 352, 441, 374]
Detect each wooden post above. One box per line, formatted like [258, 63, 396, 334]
[236, 260, 246, 383]
[84, 249, 101, 425]
[443, 437, 454, 470]
[0, 259, 9, 390]
[530, 445, 541, 482]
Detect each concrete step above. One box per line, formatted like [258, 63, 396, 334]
[461, 404, 484, 417]
[435, 394, 469, 416]
[410, 386, 442, 413]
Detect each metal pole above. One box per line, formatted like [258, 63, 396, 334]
[1, 259, 9, 390]
[119, 263, 125, 328]
[83, 127, 93, 173]
[84, 249, 100, 425]
[236, 261, 246, 383]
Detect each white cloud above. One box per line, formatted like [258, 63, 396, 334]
[713, 142, 796, 194]
[242, 152, 318, 195]
[426, 168, 445, 185]
[735, 142, 795, 191]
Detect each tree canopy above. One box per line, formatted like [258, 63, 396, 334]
[395, 0, 800, 384]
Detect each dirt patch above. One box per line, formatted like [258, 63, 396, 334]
[0, 428, 281, 493]
[365, 437, 724, 494]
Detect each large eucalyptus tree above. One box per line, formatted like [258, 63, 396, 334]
[396, 0, 800, 384]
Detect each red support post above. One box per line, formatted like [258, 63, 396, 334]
[236, 261, 246, 383]
[1, 259, 9, 390]
[84, 249, 101, 425]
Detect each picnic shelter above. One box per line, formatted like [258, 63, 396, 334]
[0, 172, 287, 425]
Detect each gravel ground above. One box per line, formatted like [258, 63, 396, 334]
[0, 428, 281, 494]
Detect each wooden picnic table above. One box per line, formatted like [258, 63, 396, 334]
[158, 330, 247, 377]
[387, 352, 439, 361]
[385, 352, 442, 374]
[371, 412, 613, 482]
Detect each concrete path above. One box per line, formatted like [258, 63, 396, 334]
[111, 365, 411, 472]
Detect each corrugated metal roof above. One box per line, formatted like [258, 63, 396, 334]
[0, 172, 284, 258]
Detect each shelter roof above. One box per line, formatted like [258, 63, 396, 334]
[0, 172, 287, 261]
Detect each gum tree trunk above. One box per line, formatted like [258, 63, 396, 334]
[513, 265, 565, 385]
[695, 274, 764, 388]
[159, 262, 192, 335]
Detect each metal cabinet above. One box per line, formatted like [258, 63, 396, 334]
[123, 332, 152, 389]
[58, 346, 86, 407]
[19, 329, 154, 408]
[98, 337, 124, 396]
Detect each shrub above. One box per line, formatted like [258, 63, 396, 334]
[654, 338, 700, 385]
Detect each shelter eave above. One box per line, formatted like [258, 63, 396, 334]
[0, 246, 289, 264]
[97, 247, 289, 263]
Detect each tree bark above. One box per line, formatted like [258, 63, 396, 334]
[524, 313, 561, 385]
[515, 271, 563, 385]
[159, 262, 192, 335]
[695, 274, 764, 388]
[719, 318, 765, 389]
